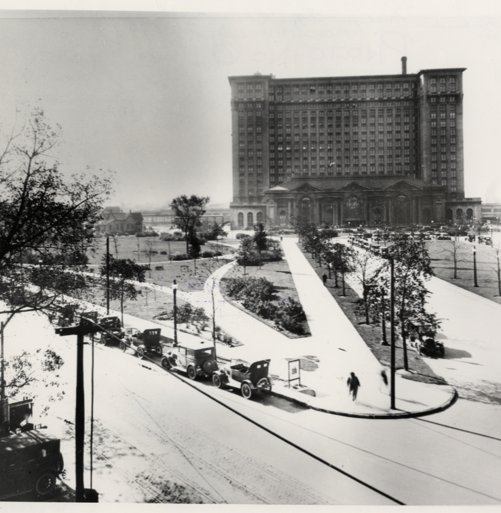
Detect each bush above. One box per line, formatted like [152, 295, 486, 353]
[225, 276, 276, 303]
[236, 233, 251, 240]
[169, 252, 190, 261]
[136, 231, 159, 237]
[160, 251, 167, 255]
[275, 298, 306, 334]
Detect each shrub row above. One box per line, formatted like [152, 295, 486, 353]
[225, 276, 306, 334]
[168, 250, 222, 261]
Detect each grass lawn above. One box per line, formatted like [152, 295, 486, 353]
[300, 244, 447, 385]
[83, 236, 237, 325]
[426, 239, 501, 305]
[220, 259, 312, 338]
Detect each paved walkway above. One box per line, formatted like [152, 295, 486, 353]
[182, 237, 457, 418]
[96, 236, 457, 418]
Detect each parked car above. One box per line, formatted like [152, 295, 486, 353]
[97, 315, 125, 345]
[212, 358, 272, 400]
[0, 430, 64, 500]
[417, 338, 445, 358]
[121, 327, 162, 358]
[161, 339, 217, 380]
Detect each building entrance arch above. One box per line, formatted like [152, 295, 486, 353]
[299, 197, 313, 221]
[394, 195, 410, 224]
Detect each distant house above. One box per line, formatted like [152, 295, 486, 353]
[95, 207, 143, 234]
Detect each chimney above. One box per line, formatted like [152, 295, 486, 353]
[401, 56, 407, 75]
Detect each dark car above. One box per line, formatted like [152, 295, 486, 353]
[418, 338, 445, 358]
[161, 339, 217, 380]
[0, 431, 64, 500]
[212, 359, 272, 400]
[97, 315, 125, 345]
[121, 327, 162, 358]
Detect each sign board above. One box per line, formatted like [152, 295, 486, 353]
[288, 359, 301, 387]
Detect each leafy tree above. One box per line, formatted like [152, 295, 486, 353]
[0, 107, 112, 416]
[170, 195, 210, 253]
[100, 255, 148, 325]
[3, 348, 66, 415]
[350, 248, 381, 324]
[236, 237, 257, 275]
[252, 222, 268, 269]
[379, 236, 436, 370]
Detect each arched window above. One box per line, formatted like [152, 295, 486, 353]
[247, 212, 254, 227]
[256, 211, 263, 223]
[455, 208, 463, 221]
[237, 212, 244, 227]
[466, 208, 473, 220]
[279, 210, 287, 225]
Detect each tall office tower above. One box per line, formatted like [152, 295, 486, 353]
[229, 57, 480, 228]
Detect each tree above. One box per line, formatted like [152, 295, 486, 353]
[444, 238, 466, 279]
[381, 236, 436, 371]
[236, 237, 257, 276]
[252, 223, 268, 269]
[350, 248, 382, 324]
[170, 195, 210, 253]
[100, 255, 148, 325]
[0, 107, 112, 414]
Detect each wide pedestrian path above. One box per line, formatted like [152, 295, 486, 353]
[189, 237, 456, 418]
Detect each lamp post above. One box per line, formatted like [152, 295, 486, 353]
[172, 280, 178, 346]
[380, 287, 388, 345]
[390, 255, 396, 410]
[473, 245, 478, 287]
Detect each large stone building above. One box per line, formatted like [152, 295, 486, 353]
[229, 57, 481, 228]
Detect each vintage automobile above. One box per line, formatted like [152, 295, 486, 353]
[0, 430, 65, 500]
[416, 338, 445, 358]
[212, 359, 272, 400]
[161, 339, 217, 380]
[97, 315, 125, 346]
[121, 327, 162, 358]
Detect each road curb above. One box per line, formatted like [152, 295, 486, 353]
[269, 385, 459, 420]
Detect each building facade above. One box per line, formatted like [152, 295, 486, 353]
[95, 207, 143, 234]
[229, 57, 481, 228]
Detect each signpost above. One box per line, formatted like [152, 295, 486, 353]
[287, 359, 301, 387]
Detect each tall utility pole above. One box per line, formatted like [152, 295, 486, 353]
[106, 236, 110, 314]
[0, 322, 8, 437]
[390, 257, 396, 410]
[56, 315, 101, 502]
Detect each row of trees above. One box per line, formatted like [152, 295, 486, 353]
[295, 218, 440, 371]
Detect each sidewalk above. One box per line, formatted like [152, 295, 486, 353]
[185, 237, 457, 418]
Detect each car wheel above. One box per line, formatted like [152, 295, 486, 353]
[257, 377, 271, 393]
[35, 471, 57, 497]
[241, 382, 252, 400]
[212, 373, 223, 388]
[161, 357, 171, 370]
[136, 347, 145, 359]
[120, 341, 127, 352]
[187, 365, 197, 381]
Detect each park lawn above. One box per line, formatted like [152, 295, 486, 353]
[426, 240, 501, 305]
[86, 236, 235, 267]
[220, 258, 312, 338]
[300, 245, 446, 385]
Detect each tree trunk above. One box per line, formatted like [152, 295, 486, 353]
[334, 270, 339, 288]
[400, 314, 409, 371]
[341, 270, 346, 296]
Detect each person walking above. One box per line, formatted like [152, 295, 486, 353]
[347, 372, 361, 401]
[322, 273, 328, 286]
[379, 368, 389, 394]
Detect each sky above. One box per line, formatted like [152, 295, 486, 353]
[1, 1, 501, 210]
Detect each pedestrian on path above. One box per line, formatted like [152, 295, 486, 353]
[347, 372, 361, 401]
[379, 368, 389, 394]
[322, 273, 328, 286]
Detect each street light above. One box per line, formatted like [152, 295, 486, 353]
[172, 280, 178, 346]
[473, 245, 478, 287]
